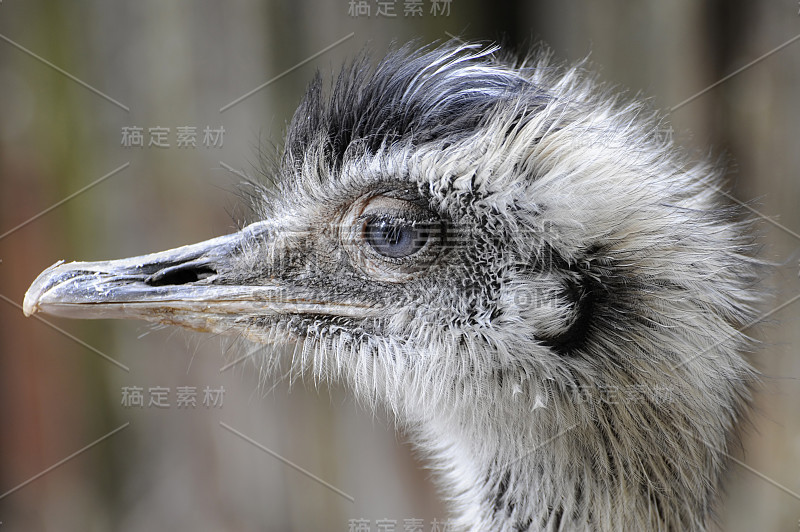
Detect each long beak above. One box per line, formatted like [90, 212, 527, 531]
[23, 221, 376, 339]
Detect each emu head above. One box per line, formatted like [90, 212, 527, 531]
[24, 43, 761, 530]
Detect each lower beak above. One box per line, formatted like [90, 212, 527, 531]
[23, 221, 375, 338]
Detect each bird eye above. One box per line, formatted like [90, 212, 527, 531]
[363, 217, 429, 258]
[342, 194, 445, 281]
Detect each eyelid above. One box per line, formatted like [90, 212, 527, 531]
[358, 194, 430, 218]
[340, 193, 448, 282]
[357, 213, 428, 226]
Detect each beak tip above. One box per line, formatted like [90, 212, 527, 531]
[22, 292, 39, 317]
[23, 259, 67, 317]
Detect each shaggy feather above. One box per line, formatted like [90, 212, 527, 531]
[254, 41, 763, 531]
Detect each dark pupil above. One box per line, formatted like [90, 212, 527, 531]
[366, 219, 427, 258]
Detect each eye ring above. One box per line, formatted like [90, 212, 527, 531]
[362, 216, 432, 259]
[341, 194, 446, 282]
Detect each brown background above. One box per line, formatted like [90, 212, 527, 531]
[0, 1, 798, 530]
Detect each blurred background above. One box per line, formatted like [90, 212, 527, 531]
[0, 1, 798, 530]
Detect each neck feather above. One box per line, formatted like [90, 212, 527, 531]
[404, 375, 734, 532]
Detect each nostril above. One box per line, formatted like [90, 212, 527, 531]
[145, 264, 217, 286]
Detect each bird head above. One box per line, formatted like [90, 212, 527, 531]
[24, 42, 762, 529]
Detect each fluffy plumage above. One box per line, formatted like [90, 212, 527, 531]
[24, 42, 763, 531]
[266, 43, 762, 529]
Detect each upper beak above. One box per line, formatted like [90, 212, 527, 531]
[23, 221, 376, 339]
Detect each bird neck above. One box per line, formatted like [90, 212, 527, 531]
[411, 408, 575, 531]
[407, 385, 715, 531]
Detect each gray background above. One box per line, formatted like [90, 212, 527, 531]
[0, 1, 798, 530]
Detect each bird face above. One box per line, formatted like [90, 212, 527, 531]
[22, 154, 526, 386]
